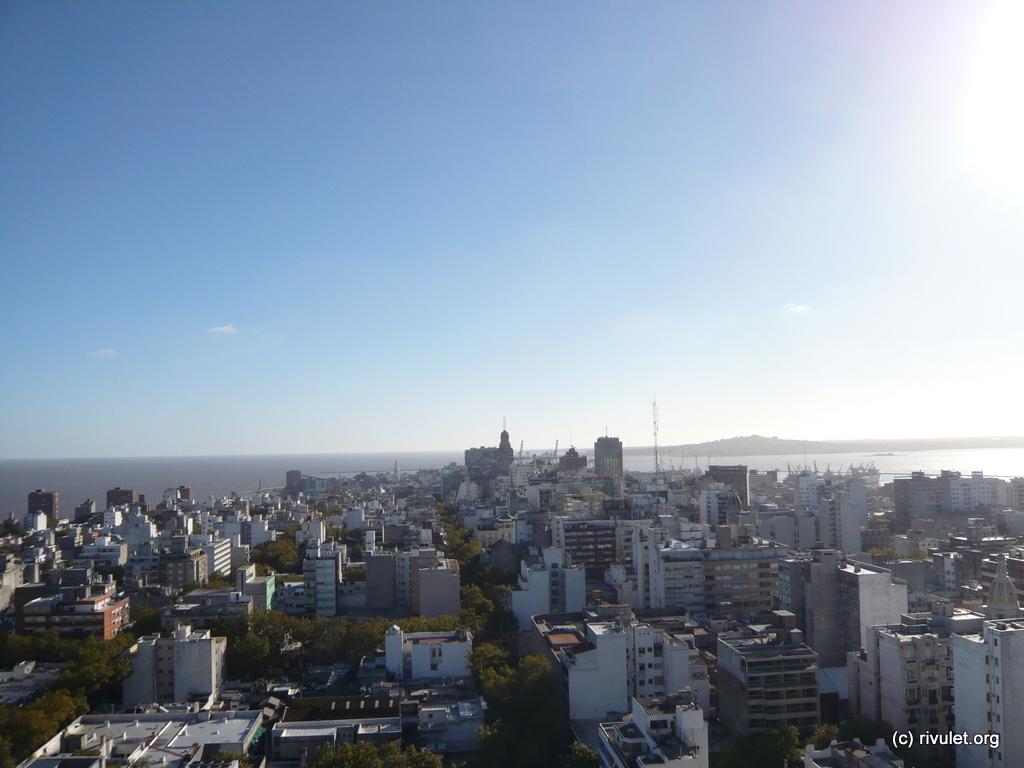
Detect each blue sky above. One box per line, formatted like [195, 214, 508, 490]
[2, 1, 1022, 459]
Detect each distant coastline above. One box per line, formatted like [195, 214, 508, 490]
[620, 435, 1024, 458]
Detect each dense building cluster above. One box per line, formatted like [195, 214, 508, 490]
[3, 429, 1024, 767]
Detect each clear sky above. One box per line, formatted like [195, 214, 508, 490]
[2, 1, 1022, 459]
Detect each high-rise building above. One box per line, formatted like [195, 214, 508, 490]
[106, 487, 138, 509]
[779, 551, 908, 667]
[27, 489, 58, 522]
[303, 539, 345, 617]
[594, 436, 624, 495]
[952, 618, 1024, 768]
[464, 428, 515, 495]
[708, 465, 750, 507]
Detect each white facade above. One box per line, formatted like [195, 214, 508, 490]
[81, 536, 128, 567]
[816, 481, 867, 553]
[384, 625, 472, 681]
[952, 619, 1024, 768]
[123, 626, 226, 705]
[849, 622, 954, 737]
[303, 539, 344, 617]
[950, 473, 1007, 512]
[598, 693, 708, 768]
[509, 547, 585, 631]
[559, 621, 630, 720]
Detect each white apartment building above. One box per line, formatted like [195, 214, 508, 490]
[80, 536, 128, 568]
[122, 626, 226, 705]
[598, 692, 708, 768]
[384, 625, 472, 681]
[509, 547, 585, 631]
[303, 539, 346, 617]
[952, 619, 1024, 768]
[558, 621, 629, 720]
[848, 616, 958, 739]
[950, 472, 1007, 512]
[538, 615, 711, 723]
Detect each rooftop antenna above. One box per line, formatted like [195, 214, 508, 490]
[652, 397, 660, 475]
[503, 416, 507, 431]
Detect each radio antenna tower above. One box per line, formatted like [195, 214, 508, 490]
[652, 397, 660, 475]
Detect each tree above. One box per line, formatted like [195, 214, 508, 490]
[130, 605, 162, 636]
[563, 743, 599, 768]
[251, 537, 300, 573]
[308, 742, 441, 768]
[812, 723, 839, 749]
[765, 726, 803, 767]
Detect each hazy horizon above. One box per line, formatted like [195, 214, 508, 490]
[3, 433, 1024, 462]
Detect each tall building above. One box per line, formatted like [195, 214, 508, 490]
[779, 551, 907, 667]
[816, 479, 868, 553]
[707, 465, 749, 507]
[27, 489, 58, 523]
[848, 611, 980, 746]
[106, 487, 138, 509]
[464, 428, 515, 495]
[952, 618, 1024, 768]
[551, 517, 617, 576]
[508, 547, 585, 630]
[303, 539, 345, 617]
[594, 436, 624, 495]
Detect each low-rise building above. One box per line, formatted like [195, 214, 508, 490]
[802, 739, 903, 768]
[20, 581, 129, 639]
[123, 625, 226, 705]
[384, 625, 472, 681]
[598, 691, 708, 768]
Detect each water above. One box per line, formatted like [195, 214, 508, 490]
[625, 448, 1024, 479]
[0, 451, 462, 520]
[3, 447, 1023, 521]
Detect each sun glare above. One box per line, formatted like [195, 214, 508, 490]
[961, 0, 1024, 201]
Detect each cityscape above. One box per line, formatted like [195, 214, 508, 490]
[3, 429, 1024, 768]
[3, 2, 1024, 768]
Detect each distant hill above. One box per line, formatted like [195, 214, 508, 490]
[621, 435, 1024, 457]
